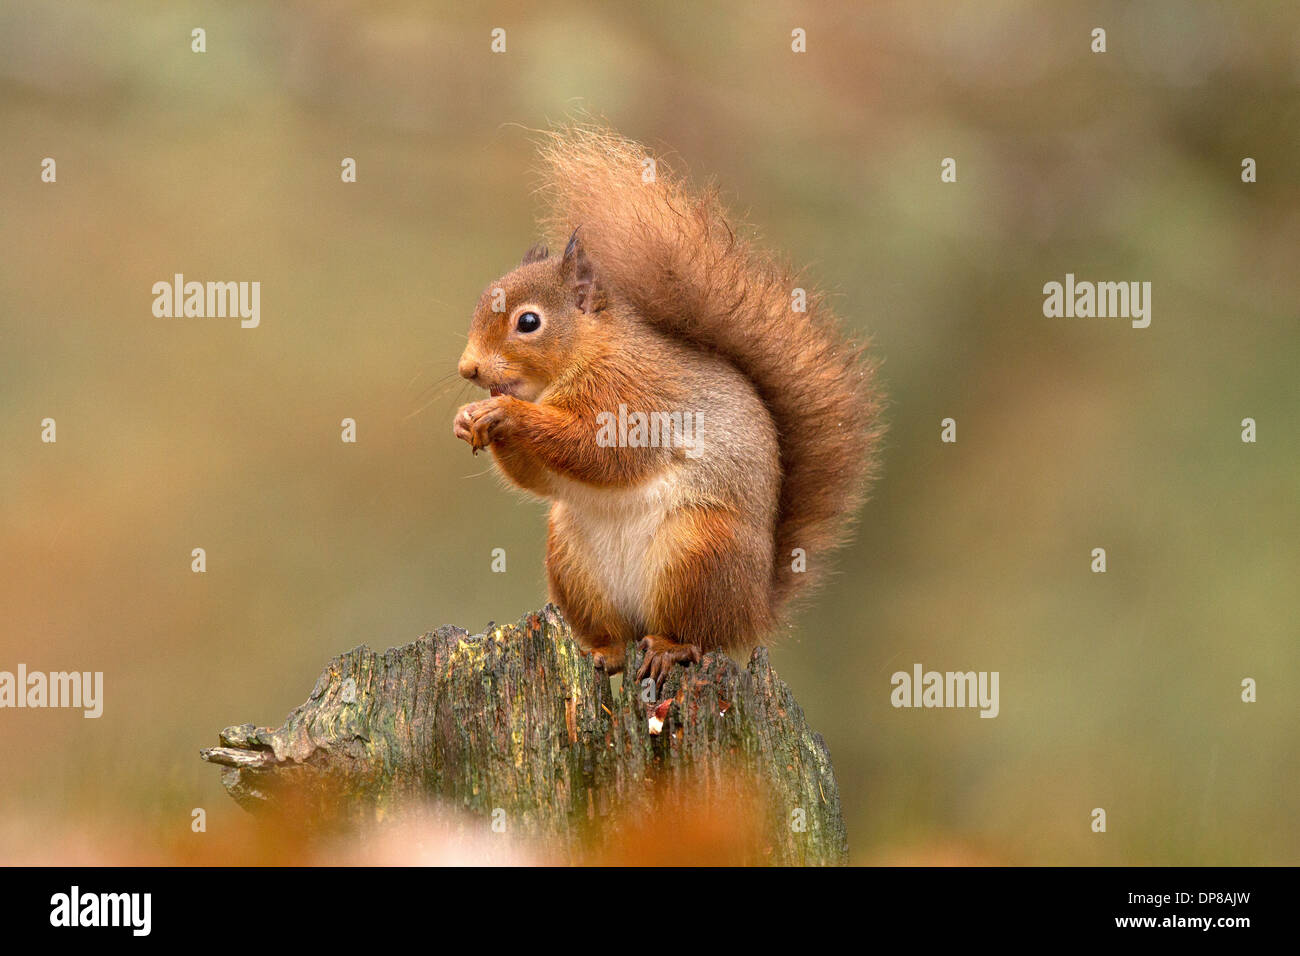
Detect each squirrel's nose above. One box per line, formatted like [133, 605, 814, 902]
[458, 355, 480, 382]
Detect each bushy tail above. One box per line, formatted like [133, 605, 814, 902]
[536, 124, 884, 618]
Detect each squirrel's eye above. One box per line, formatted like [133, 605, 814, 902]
[515, 311, 542, 333]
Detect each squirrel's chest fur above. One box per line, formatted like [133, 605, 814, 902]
[549, 472, 680, 621]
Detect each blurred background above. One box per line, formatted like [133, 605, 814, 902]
[1, 0, 1297, 865]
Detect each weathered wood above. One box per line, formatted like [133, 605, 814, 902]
[201, 604, 848, 864]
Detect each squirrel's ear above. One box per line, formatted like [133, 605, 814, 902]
[520, 242, 549, 266]
[560, 227, 605, 313]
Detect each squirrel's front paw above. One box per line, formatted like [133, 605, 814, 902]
[453, 396, 512, 454]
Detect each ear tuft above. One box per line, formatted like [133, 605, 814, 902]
[559, 227, 605, 313]
[562, 227, 581, 262]
[520, 242, 549, 266]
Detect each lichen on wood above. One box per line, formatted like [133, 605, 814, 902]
[201, 604, 849, 864]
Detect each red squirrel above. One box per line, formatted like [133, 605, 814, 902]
[454, 125, 883, 685]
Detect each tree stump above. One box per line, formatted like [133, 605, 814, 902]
[200, 604, 849, 864]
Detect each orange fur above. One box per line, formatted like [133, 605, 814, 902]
[455, 124, 883, 665]
[535, 124, 885, 617]
[647, 507, 773, 651]
[545, 508, 637, 666]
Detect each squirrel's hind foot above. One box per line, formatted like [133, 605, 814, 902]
[588, 643, 626, 675]
[635, 635, 702, 688]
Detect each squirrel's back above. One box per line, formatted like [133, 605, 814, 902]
[536, 125, 885, 621]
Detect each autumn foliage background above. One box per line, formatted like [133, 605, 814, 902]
[1, 1, 1297, 864]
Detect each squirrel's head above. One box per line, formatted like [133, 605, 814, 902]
[459, 230, 607, 401]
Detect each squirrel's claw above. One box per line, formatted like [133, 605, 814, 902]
[635, 634, 701, 688]
[454, 396, 510, 454]
[589, 643, 626, 675]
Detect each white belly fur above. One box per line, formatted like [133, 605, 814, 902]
[551, 473, 678, 622]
